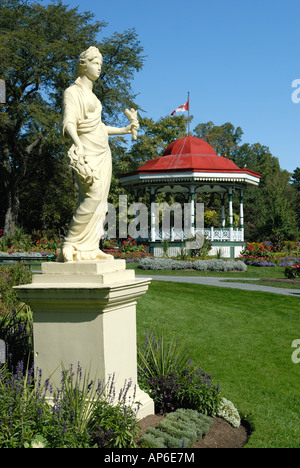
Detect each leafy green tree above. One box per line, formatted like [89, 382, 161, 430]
[234, 143, 298, 240]
[193, 121, 243, 159]
[97, 29, 145, 125]
[127, 114, 188, 169]
[19, 139, 77, 235]
[192, 122, 298, 241]
[291, 167, 300, 233]
[258, 170, 299, 240]
[234, 142, 281, 177]
[0, 0, 145, 235]
[291, 167, 300, 192]
[105, 115, 187, 233]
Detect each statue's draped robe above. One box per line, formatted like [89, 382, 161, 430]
[62, 79, 112, 261]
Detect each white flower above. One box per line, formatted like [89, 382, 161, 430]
[31, 440, 45, 448]
[30, 435, 48, 448]
[217, 397, 241, 428]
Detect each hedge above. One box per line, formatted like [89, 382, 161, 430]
[138, 258, 247, 272]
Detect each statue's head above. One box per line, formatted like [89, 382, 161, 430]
[77, 46, 103, 76]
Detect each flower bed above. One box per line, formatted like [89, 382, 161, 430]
[0, 228, 62, 257]
[103, 237, 153, 262]
[0, 361, 140, 448]
[0, 304, 239, 449]
[103, 249, 153, 262]
[240, 242, 300, 267]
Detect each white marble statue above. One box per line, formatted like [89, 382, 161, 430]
[58, 46, 139, 262]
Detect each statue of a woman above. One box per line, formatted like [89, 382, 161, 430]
[59, 46, 138, 262]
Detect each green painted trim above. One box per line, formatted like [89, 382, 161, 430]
[211, 241, 245, 246]
[148, 240, 245, 246]
[149, 241, 184, 249]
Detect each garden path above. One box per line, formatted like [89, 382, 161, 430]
[136, 276, 300, 297]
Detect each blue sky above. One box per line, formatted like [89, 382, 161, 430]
[51, 0, 299, 173]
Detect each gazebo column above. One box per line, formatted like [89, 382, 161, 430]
[150, 186, 156, 242]
[133, 189, 139, 236]
[221, 194, 226, 228]
[239, 190, 244, 242]
[228, 187, 234, 241]
[190, 185, 195, 237]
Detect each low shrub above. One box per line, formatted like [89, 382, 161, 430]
[216, 397, 241, 428]
[140, 408, 213, 448]
[0, 264, 32, 315]
[91, 398, 139, 448]
[0, 305, 33, 370]
[120, 237, 147, 254]
[137, 330, 221, 416]
[0, 252, 43, 258]
[138, 257, 247, 272]
[285, 264, 300, 279]
[103, 249, 153, 262]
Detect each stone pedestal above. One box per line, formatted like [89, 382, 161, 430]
[14, 259, 154, 419]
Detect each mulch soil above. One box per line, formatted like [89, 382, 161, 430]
[260, 278, 300, 285]
[138, 413, 250, 449]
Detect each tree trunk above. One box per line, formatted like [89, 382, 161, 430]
[2, 138, 41, 236]
[3, 188, 19, 236]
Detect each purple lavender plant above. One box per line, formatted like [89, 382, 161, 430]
[137, 329, 221, 416]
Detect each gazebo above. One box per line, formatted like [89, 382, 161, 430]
[119, 136, 261, 258]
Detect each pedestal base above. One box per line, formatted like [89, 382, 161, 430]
[14, 259, 154, 419]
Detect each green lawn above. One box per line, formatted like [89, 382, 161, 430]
[135, 279, 300, 448]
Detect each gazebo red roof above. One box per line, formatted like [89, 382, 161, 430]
[119, 136, 261, 184]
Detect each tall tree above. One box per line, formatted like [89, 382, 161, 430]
[291, 167, 300, 232]
[107, 114, 187, 210]
[259, 170, 299, 240]
[98, 29, 145, 126]
[128, 114, 187, 168]
[291, 168, 300, 191]
[0, 0, 145, 235]
[193, 121, 243, 159]
[234, 143, 298, 240]
[192, 122, 299, 241]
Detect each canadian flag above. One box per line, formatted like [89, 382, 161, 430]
[171, 99, 189, 115]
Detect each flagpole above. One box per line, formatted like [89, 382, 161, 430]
[187, 92, 190, 136]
